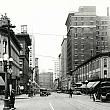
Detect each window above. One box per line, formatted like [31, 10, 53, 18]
[104, 58, 107, 67]
[75, 22, 77, 26]
[90, 17, 94, 21]
[74, 44, 77, 48]
[90, 22, 94, 25]
[3, 40, 7, 54]
[75, 28, 77, 33]
[75, 50, 78, 54]
[0, 61, 2, 66]
[81, 17, 83, 20]
[81, 22, 84, 25]
[74, 33, 78, 38]
[20, 43, 23, 48]
[81, 49, 84, 53]
[75, 17, 77, 20]
[104, 70, 107, 78]
[81, 28, 84, 33]
[81, 44, 84, 48]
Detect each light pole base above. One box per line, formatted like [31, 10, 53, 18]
[3, 99, 10, 110]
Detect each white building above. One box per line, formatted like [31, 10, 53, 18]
[53, 59, 60, 81]
[29, 35, 35, 82]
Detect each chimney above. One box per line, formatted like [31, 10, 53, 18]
[107, 7, 109, 16]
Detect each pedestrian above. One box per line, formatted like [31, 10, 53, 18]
[10, 89, 15, 110]
[69, 88, 73, 98]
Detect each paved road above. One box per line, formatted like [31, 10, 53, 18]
[0, 93, 110, 110]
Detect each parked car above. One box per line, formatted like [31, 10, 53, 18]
[92, 81, 110, 102]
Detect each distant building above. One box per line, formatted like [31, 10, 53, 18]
[34, 58, 39, 84]
[39, 72, 53, 89]
[60, 38, 68, 90]
[53, 59, 60, 81]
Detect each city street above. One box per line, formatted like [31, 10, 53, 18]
[0, 93, 110, 110]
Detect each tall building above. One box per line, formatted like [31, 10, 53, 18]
[65, 6, 110, 74]
[53, 59, 60, 81]
[60, 38, 68, 90]
[29, 35, 35, 82]
[16, 25, 31, 93]
[39, 72, 53, 89]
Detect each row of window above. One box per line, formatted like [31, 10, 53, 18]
[71, 21, 95, 26]
[72, 17, 95, 21]
[73, 58, 107, 76]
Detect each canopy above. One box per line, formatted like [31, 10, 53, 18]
[0, 76, 5, 86]
[91, 81, 100, 88]
[79, 81, 100, 89]
[87, 82, 96, 88]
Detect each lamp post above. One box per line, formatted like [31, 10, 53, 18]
[0, 54, 13, 110]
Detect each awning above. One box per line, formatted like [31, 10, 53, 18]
[79, 81, 100, 89]
[0, 76, 5, 86]
[91, 81, 100, 88]
[87, 82, 96, 88]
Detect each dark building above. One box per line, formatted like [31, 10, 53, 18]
[16, 25, 31, 93]
[34, 58, 39, 85]
[0, 15, 21, 94]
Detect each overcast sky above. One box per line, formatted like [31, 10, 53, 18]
[0, 0, 110, 73]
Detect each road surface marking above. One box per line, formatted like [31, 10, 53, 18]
[49, 102, 55, 110]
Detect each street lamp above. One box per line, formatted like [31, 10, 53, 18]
[0, 54, 13, 110]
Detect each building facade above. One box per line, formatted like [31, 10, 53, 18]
[16, 26, 31, 93]
[60, 38, 68, 90]
[65, 6, 110, 82]
[53, 59, 60, 81]
[73, 52, 110, 83]
[29, 35, 35, 82]
[0, 15, 21, 94]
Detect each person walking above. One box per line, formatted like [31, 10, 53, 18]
[10, 89, 15, 109]
[69, 88, 73, 98]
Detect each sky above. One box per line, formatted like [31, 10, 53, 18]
[0, 0, 110, 73]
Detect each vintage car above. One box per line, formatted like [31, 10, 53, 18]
[92, 81, 110, 102]
[40, 88, 51, 96]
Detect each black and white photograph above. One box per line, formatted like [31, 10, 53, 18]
[0, 0, 110, 110]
